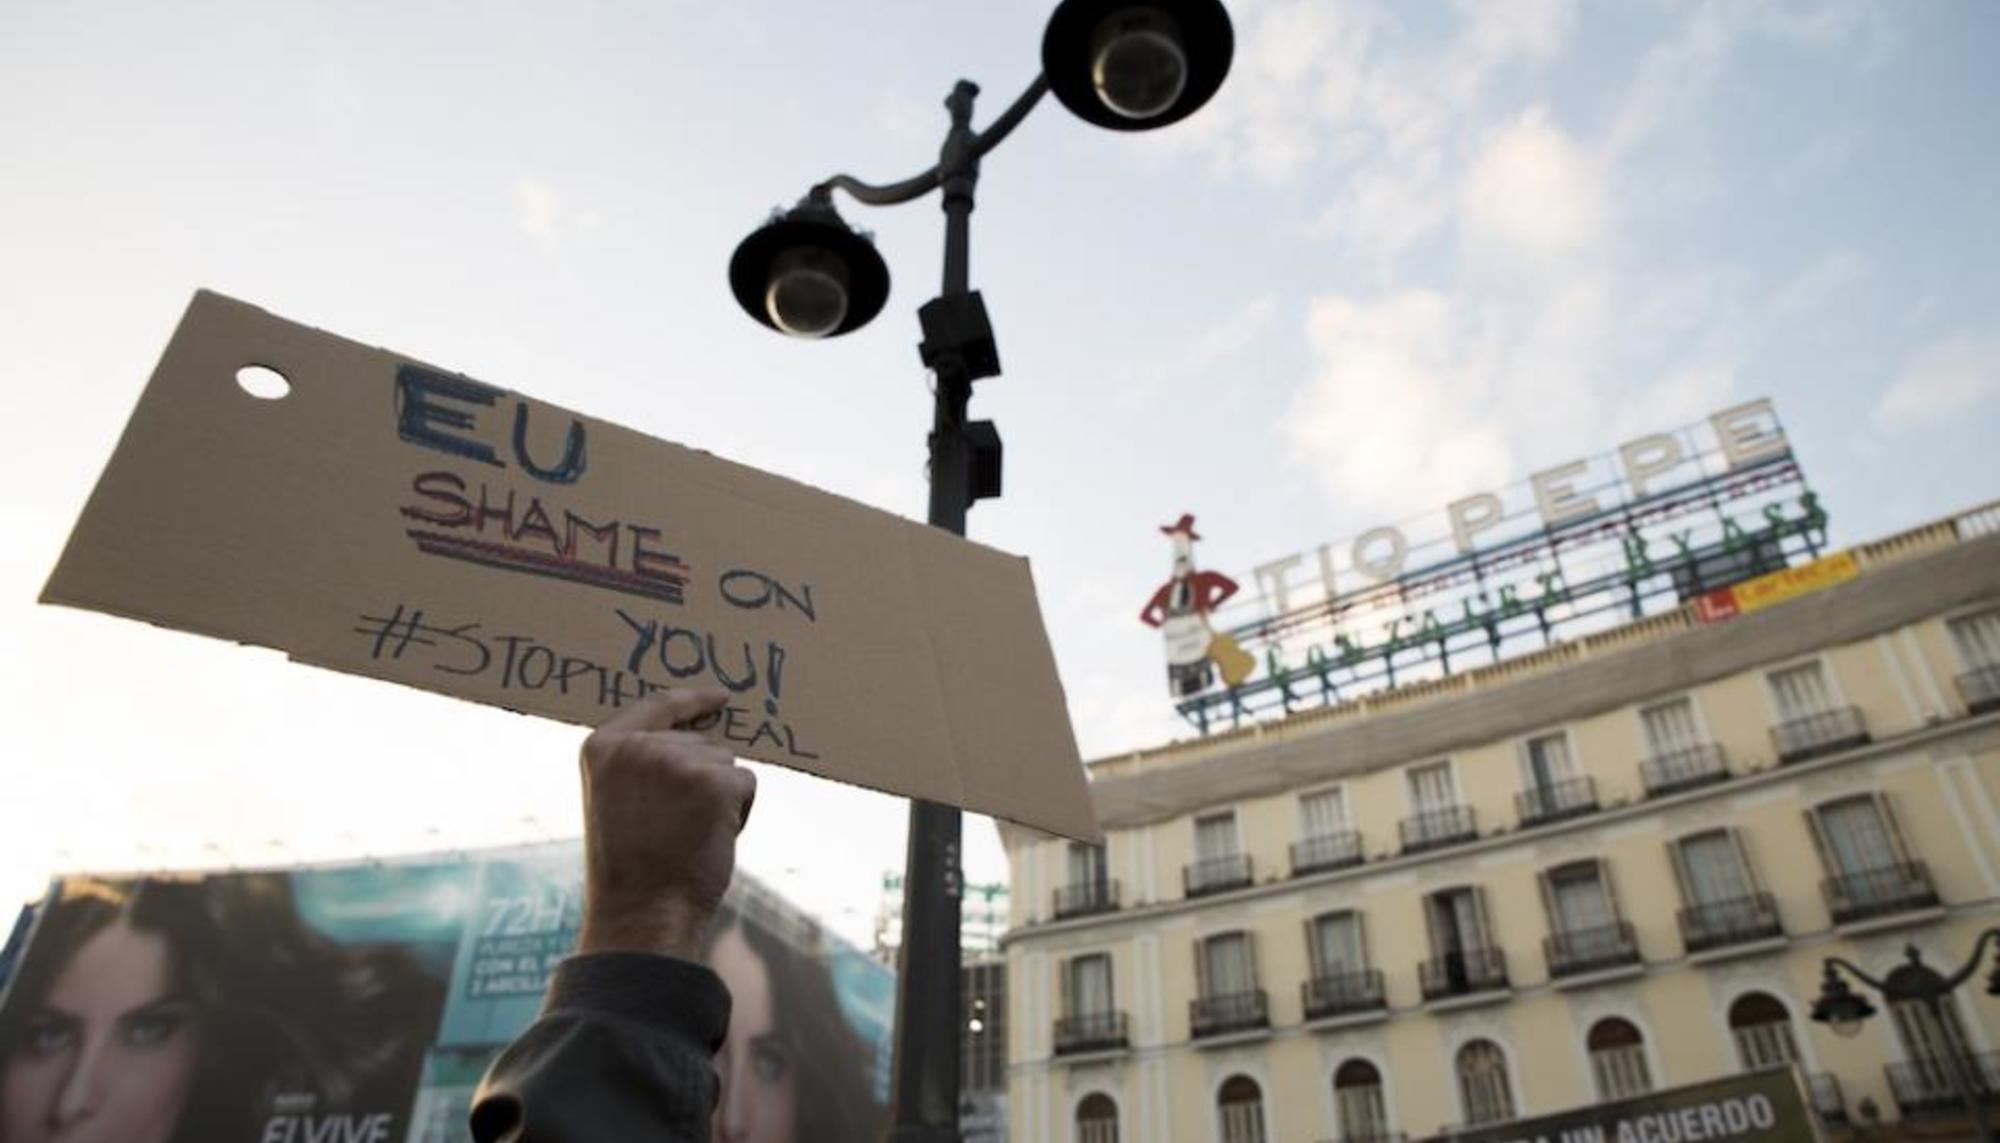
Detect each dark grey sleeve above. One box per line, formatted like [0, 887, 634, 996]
[469, 952, 731, 1143]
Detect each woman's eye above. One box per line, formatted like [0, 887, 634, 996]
[121, 1011, 185, 1049]
[752, 1042, 791, 1083]
[22, 1017, 77, 1058]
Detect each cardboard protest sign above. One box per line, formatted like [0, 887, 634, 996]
[43, 291, 1097, 841]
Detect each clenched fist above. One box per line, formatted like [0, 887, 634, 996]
[575, 687, 757, 963]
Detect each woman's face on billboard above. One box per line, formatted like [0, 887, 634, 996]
[0, 918, 203, 1143]
[712, 925, 798, 1143]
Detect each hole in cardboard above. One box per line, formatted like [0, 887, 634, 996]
[236, 364, 291, 400]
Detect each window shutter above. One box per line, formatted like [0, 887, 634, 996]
[1422, 894, 1443, 954]
[1875, 792, 1915, 864]
[1731, 830, 1765, 892]
[1475, 886, 1496, 946]
[1246, 928, 1263, 987]
[1665, 840, 1694, 905]
[1802, 807, 1835, 875]
[1059, 956, 1074, 1017]
[1600, 859, 1625, 918]
[1304, 917, 1324, 977]
[1536, 868, 1559, 930]
[1194, 937, 1209, 998]
[1356, 911, 1372, 970]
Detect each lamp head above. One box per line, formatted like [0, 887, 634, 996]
[729, 197, 890, 338]
[1810, 966, 1877, 1039]
[1043, 0, 1233, 131]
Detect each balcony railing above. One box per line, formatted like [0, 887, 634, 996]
[1318, 1134, 1407, 1143]
[1419, 946, 1509, 1001]
[1807, 1073, 1847, 1126]
[1772, 706, 1869, 764]
[1516, 776, 1600, 827]
[1052, 879, 1120, 920]
[1544, 921, 1642, 978]
[1183, 853, 1254, 898]
[1053, 1010, 1129, 1055]
[1640, 743, 1730, 797]
[1821, 862, 1940, 924]
[1885, 1052, 2000, 1118]
[1959, 664, 2000, 716]
[1301, 968, 1386, 1020]
[1190, 989, 1269, 1038]
[1291, 830, 1365, 876]
[1677, 893, 1784, 953]
[1399, 805, 1477, 854]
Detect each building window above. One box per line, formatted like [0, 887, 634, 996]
[1544, 861, 1616, 935]
[1672, 830, 1781, 950]
[1067, 841, 1107, 888]
[1311, 911, 1367, 974]
[1064, 953, 1113, 1018]
[1948, 609, 2000, 667]
[1199, 931, 1257, 998]
[1218, 1075, 1267, 1143]
[1949, 609, 2000, 713]
[1195, 812, 1241, 860]
[1809, 794, 1938, 922]
[1889, 992, 1977, 1104]
[1768, 661, 1835, 721]
[1729, 993, 1800, 1070]
[1407, 760, 1459, 811]
[1588, 1018, 1653, 1100]
[1456, 1040, 1515, 1126]
[1076, 1092, 1119, 1143]
[1301, 786, 1349, 835]
[1334, 1059, 1389, 1141]
[1421, 888, 1506, 998]
[1640, 697, 1702, 756]
[1523, 732, 1575, 790]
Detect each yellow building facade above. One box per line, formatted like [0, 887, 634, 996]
[1002, 504, 2000, 1143]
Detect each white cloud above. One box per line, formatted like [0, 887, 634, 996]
[1768, 250, 1869, 319]
[1191, 293, 1280, 366]
[1460, 106, 1608, 272]
[1874, 335, 2000, 431]
[513, 179, 597, 249]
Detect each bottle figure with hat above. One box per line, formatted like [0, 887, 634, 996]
[1139, 514, 1255, 697]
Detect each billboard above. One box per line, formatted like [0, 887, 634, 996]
[1154, 399, 1829, 732]
[0, 843, 892, 1143]
[1422, 1067, 1823, 1143]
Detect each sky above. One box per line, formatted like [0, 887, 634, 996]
[3, 0, 1997, 945]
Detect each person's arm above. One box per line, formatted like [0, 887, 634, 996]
[470, 687, 756, 1143]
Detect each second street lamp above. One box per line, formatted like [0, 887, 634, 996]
[1810, 932, 2000, 1142]
[728, 4, 1233, 1139]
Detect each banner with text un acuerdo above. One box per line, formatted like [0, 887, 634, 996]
[0, 843, 893, 1143]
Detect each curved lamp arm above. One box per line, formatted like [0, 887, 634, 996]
[1942, 927, 2000, 991]
[808, 72, 1051, 208]
[1825, 956, 1890, 993]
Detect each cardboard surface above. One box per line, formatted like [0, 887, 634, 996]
[43, 291, 1097, 842]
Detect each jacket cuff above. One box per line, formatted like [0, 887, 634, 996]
[543, 952, 732, 1053]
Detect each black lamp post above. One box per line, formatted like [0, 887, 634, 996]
[728, 3, 1231, 1139]
[1811, 932, 2000, 1142]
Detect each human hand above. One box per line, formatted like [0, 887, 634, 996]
[575, 687, 757, 963]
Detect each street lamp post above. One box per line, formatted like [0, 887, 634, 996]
[727, 4, 1233, 1138]
[1810, 930, 2000, 1143]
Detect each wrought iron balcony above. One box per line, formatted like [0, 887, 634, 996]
[1317, 1134, 1407, 1143]
[1544, 921, 1642, 978]
[1052, 879, 1120, 920]
[1807, 1073, 1847, 1126]
[1183, 853, 1254, 898]
[1399, 805, 1477, 854]
[1677, 893, 1784, 953]
[1772, 705, 1869, 764]
[1053, 1010, 1129, 1055]
[1959, 664, 2000, 716]
[1291, 830, 1365, 876]
[1190, 988, 1269, 1038]
[1640, 743, 1730, 797]
[1822, 862, 1940, 924]
[1418, 946, 1509, 1001]
[1516, 776, 1600, 827]
[1301, 968, 1386, 1020]
[1885, 1052, 2000, 1118]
